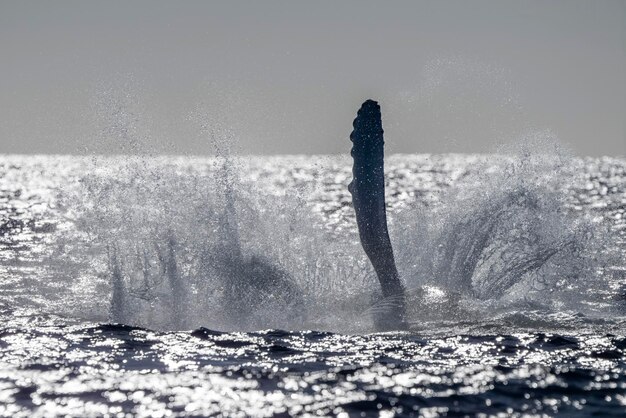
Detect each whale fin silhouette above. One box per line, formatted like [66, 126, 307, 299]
[349, 100, 407, 330]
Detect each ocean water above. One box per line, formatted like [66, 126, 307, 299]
[0, 153, 625, 417]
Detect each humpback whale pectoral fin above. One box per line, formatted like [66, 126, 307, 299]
[349, 99, 407, 330]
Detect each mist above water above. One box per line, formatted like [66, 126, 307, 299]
[0, 76, 599, 333]
[39, 131, 617, 333]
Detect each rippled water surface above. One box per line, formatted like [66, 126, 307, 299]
[0, 154, 625, 417]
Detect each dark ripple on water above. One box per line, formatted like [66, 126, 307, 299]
[1, 316, 626, 416]
[0, 154, 625, 416]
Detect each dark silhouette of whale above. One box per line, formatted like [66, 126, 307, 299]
[349, 100, 407, 330]
[213, 178, 304, 329]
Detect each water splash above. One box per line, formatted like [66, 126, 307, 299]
[22, 90, 617, 332]
[393, 134, 616, 324]
[44, 143, 618, 333]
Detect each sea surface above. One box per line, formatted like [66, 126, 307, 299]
[0, 153, 625, 417]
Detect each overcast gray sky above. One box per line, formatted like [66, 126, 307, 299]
[1, 0, 624, 156]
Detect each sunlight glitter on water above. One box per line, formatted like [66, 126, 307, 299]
[0, 154, 625, 416]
